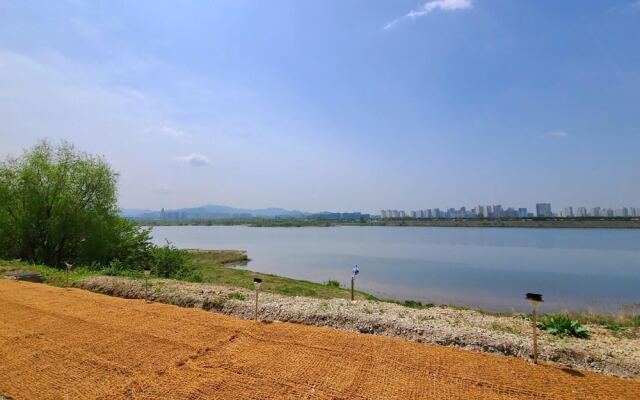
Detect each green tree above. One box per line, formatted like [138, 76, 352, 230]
[0, 140, 151, 268]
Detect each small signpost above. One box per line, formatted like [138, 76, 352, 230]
[253, 277, 262, 321]
[526, 292, 543, 364]
[143, 269, 151, 302]
[64, 262, 73, 288]
[351, 265, 359, 301]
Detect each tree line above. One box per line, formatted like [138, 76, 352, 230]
[0, 140, 190, 278]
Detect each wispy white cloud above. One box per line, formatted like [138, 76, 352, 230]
[174, 153, 210, 166]
[384, 0, 472, 30]
[146, 125, 191, 138]
[547, 131, 569, 139]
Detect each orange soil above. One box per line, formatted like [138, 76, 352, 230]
[0, 280, 638, 400]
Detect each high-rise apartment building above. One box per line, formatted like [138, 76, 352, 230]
[536, 203, 552, 217]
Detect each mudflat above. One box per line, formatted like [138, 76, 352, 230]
[0, 280, 637, 399]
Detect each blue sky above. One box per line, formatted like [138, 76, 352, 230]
[1, 0, 638, 213]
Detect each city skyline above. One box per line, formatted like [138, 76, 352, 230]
[381, 203, 640, 219]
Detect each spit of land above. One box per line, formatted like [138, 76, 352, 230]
[1, 280, 638, 399]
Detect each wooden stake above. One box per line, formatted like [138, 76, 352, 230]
[64, 263, 72, 288]
[255, 287, 259, 321]
[531, 303, 538, 364]
[351, 277, 354, 301]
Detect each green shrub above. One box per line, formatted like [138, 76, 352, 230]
[603, 321, 626, 332]
[102, 259, 127, 276]
[324, 279, 340, 287]
[538, 314, 590, 338]
[185, 272, 204, 283]
[227, 292, 246, 301]
[386, 299, 435, 309]
[403, 300, 435, 309]
[150, 241, 192, 279]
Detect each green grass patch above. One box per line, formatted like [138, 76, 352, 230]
[384, 299, 435, 309]
[489, 321, 520, 335]
[538, 314, 590, 338]
[562, 312, 640, 329]
[227, 292, 246, 301]
[324, 279, 340, 288]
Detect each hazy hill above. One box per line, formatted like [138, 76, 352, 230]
[122, 204, 306, 219]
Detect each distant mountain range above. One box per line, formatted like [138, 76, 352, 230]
[120, 204, 307, 220]
[119, 208, 154, 218]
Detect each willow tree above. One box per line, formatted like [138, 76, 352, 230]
[0, 140, 151, 268]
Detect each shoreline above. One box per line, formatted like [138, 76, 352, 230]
[140, 218, 640, 229]
[181, 248, 638, 316]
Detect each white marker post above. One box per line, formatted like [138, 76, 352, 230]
[351, 265, 359, 301]
[526, 293, 543, 364]
[143, 269, 151, 302]
[253, 277, 262, 321]
[64, 262, 73, 288]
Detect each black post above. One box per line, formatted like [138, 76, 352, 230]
[351, 276, 354, 301]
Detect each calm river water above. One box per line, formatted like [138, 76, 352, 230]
[151, 226, 640, 312]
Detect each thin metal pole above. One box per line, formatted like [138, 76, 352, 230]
[532, 303, 538, 364]
[65, 264, 70, 288]
[145, 276, 148, 302]
[351, 277, 354, 301]
[255, 287, 259, 321]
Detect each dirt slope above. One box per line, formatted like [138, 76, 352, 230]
[0, 280, 638, 399]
